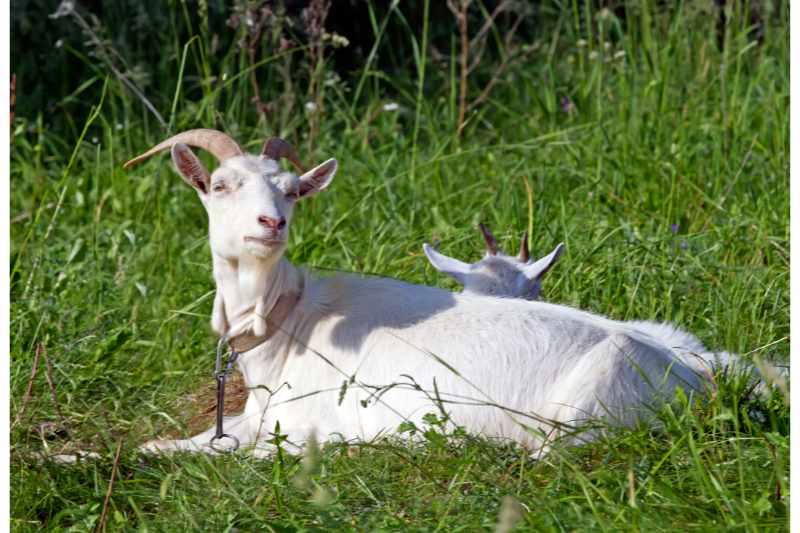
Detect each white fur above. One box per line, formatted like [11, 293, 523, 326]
[625, 321, 727, 375]
[141, 151, 706, 457]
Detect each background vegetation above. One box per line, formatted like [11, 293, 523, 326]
[11, 0, 788, 530]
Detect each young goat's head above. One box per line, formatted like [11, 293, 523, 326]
[124, 130, 337, 262]
[423, 223, 564, 300]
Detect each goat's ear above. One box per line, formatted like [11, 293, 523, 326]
[423, 243, 471, 284]
[171, 143, 210, 194]
[294, 158, 338, 199]
[523, 242, 565, 281]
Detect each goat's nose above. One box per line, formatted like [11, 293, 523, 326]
[258, 215, 286, 230]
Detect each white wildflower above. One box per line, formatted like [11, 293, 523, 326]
[597, 8, 613, 21]
[327, 32, 350, 48]
[382, 102, 399, 112]
[49, 0, 74, 19]
[323, 71, 341, 87]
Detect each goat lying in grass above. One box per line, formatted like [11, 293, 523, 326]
[125, 130, 704, 457]
[183, 224, 564, 436]
[423, 226, 784, 388]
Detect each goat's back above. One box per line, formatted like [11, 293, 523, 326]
[259, 274, 705, 447]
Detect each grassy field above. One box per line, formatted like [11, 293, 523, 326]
[10, 2, 789, 531]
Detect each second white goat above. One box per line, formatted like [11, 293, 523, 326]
[424, 223, 564, 300]
[423, 227, 764, 381]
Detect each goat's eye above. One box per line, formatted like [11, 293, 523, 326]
[212, 183, 226, 192]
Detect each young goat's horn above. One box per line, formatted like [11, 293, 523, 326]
[123, 129, 244, 169]
[479, 223, 498, 256]
[519, 231, 530, 263]
[261, 137, 306, 173]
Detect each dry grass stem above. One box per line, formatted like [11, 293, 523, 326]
[13, 343, 43, 428]
[96, 438, 124, 533]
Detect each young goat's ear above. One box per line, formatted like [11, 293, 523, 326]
[294, 158, 338, 199]
[523, 242, 565, 281]
[423, 244, 471, 284]
[171, 143, 211, 194]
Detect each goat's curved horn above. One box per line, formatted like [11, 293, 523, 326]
[123, 129, 244, 170]
[519, 231, 530, 262]
[261, 137, 306, 173]
[479, 223, 498, 256]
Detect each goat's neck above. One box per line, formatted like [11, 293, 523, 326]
[213, 254, 301, 336]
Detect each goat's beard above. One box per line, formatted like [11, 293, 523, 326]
[244, 240, 285, 260]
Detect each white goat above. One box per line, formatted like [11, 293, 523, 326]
[125, 130, 704, 457]
[423, 223, 564, 300]
[423, 228, 777, 384]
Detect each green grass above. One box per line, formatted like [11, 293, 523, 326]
[11, 2, 788, 531]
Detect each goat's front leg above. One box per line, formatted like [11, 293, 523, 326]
[140, 410, 258, 456]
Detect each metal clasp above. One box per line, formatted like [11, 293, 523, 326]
[211, 335, 240, 453]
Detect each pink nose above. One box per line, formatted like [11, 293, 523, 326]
[258, 215, 286, 230]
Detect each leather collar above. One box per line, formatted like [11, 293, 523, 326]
[227, 278, 304, 353]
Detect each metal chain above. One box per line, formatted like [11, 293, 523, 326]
[209, 335, 240, 453]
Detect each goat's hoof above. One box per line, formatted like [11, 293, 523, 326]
[139, 439, 179, 454]
[46, 451, 101, 464]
